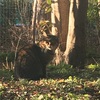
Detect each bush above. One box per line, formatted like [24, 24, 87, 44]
[0, 52, 15, 63]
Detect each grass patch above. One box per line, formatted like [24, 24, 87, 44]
[0, 69, 13, 81]
[0, 52, 15, 63]
[0, 63, 100, 99]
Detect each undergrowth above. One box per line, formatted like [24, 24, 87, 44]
[0, 63, 100, 100]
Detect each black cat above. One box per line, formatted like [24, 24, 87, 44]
[14, 35, 58, 80]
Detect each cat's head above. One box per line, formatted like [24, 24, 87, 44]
[38, 35, 59, 52]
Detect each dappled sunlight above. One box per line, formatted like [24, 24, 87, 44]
[0, 63, 100, 99]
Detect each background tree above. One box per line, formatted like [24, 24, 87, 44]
[64, 0, 88, 68]
[97, 0, 100, 43]
[50, 0, 70, 65]
[50, 0, 88, 68]
[51, 0, 60, 35]
[58, 0, 69, 52]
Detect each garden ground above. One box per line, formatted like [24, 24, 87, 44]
[0, 63, 100, 100]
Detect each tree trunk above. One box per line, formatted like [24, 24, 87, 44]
[58, 0, 69, 51]
[64, 0, 88, 68]
[31, 0, 45, 43]
[31, 0, 37, 43]
[50, 0, 61, 65]
[51, 0, 60, 35]
[51, 0, 70, 65]
[98, 0, 100, 16]
[97, 0, 100, 44]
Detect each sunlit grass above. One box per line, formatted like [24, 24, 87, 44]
[0, 63, 100, 99]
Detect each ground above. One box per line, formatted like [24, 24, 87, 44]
[0, 63, 100, 100]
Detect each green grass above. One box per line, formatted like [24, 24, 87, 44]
[0, 69, 13, 80]
[0, 52, 15, 62]
[0, 63, 100, 100]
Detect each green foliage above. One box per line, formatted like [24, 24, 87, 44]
[0, 52, 15, 62]
[87, 1, 99, 28]
[0, 69, 13, 80]
[42, 0, 51, 14]
[0, 63, 100, 99]
[86, 64, 100, 71]
[87, 3, 99, 22]
[47, 63, 76, 78]
[46, 0, 51, 5]
[86, 0, 100, 63]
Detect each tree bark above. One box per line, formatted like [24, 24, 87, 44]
[31, 0, 37, 43]
[98, 0, 100, 16]
[51, 0, 70, 65]
[51, 0, 60, 35]
[64, 0, 88, 68]
[97, 0, 100, 43]
[58, 0, 69, 51]
[31, 0, 45, 43]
